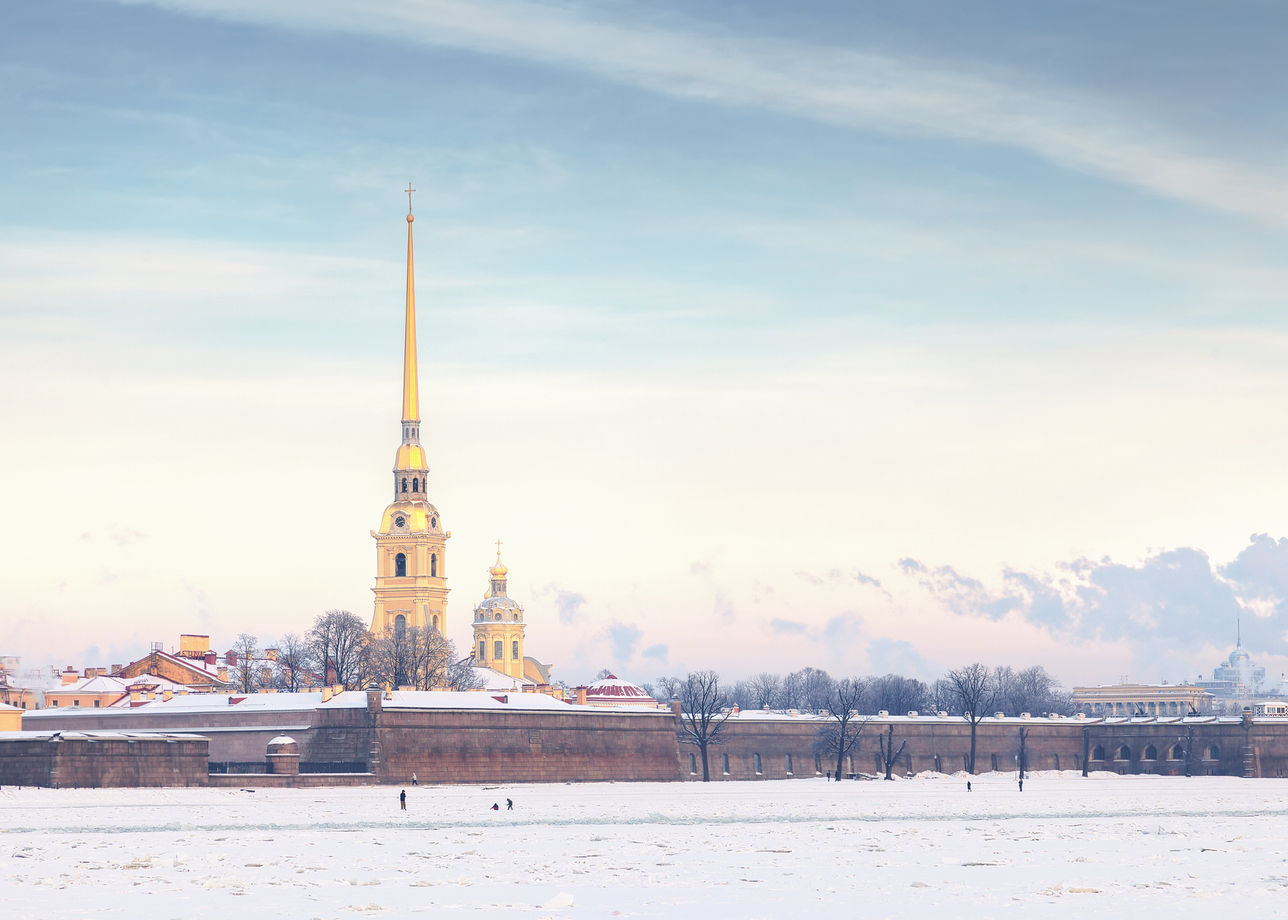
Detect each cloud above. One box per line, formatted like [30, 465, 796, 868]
[904, 537, 1288, 661]
[866, 638, 934, 677]
[770, 618, 808, 636]
[641, 643, 668, 663]
[543, 588, 586, 625]
[605, 622, 641, 663]
[113, 0, 1288, 224]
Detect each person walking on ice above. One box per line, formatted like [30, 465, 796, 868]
[411, 772, 417, 786]
[491, 802, 499, 811]
[400, 789, 407, 811]
[507, 798, 513, 810]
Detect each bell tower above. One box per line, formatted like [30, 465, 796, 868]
[371, 187, 450, 636]
[472, 541, 526, 680]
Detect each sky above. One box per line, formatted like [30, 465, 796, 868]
[3, 0, 1288, 689]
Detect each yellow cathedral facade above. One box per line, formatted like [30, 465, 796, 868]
[369, 191, 553, 690]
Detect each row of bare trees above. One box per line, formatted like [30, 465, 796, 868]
[227, 610, 481, 693]
[666, 662, 1070, 780]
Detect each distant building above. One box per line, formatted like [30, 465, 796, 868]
[1072, 683, 1214, 717]
[1195, 639, 1270, 702]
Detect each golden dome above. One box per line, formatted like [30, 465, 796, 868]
[395, 443, 428, 470]
[490, 561, 508, 577]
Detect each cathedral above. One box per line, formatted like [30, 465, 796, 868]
[369, 191, 551, 689]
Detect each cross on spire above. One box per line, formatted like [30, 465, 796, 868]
[405, 182, 416, 214]
[495, 538, 503, 561]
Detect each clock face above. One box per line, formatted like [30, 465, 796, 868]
[394, 516, 406, 529]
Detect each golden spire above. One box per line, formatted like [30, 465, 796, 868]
[490, 538, 508, 577]
[402, 182, 420, 424]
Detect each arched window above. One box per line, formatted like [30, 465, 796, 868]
[512, 640, 519, 659]
[754, 753, 762, 774]
[1169, 743, 1184, 760]
[1207, 744, 1221, 760]
[395, 553, 407, 577]
[495, 613, 501, 621]
[412, 477, 419, 492]
[721, 753, 730, 775]
[1091, 744, 1106, 761]
[494, 640, 503, 659]
[688, 753, 697, 774]
[1114, 745, 1131, 761]
[479, 641, 485, 659]
[1143, 744, 1157, 761]
[401, 477, 408, 493]
[431, 515, 437, 528]
[785, 754, 793, 775]
[432, 615, 438, 631]
[394, 614, 406, 637]
[430, 554, 437, 577]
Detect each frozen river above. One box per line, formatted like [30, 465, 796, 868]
[4, 771, 1287, 918]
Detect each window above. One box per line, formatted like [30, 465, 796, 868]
[401, 477, 408, 493]
[1143, 744, 1157, 761]
[785, 754, 793, 775]
[1091, 744, 1105, 761]
[432, 615, 438, 631]
[722, 753, 730, 775]
[479, 641, 485, 659]
[94, 700, 100, 708]
[1168, 744, 1184, 761]
[689, 753, 697, 775]
[495, 613, 501, 621]
[73, 699, 80, 707]
[412, 477, 419, 492]
[1114, 745, 1131, 761]
[395, 614, 406, 637]
[431, 515, 437, 528]
[512, 640, 519, 659]
[51, 700, 58, 707]
[430, 554, 437, 577]
[1207, 745, 1221, 760]
[814, 754, 823, 774]
[395, 553, 407, 577]
[494, 640, 503, 659]
[754, 753, 762, 774]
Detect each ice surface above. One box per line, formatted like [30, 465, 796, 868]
[3, 771, 1286, 918]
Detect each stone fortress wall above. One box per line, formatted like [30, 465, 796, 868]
[7, 691, 1288, 787]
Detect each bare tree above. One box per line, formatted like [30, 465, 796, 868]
[1016, 727, 1029, 780]
[871, 674, 929, 715]
[747, 672, 782, 710]
[653, 675, 684, 702]
[273, 632, 314, 692]
[946, 663, 994, 774]
[795, 667, 837, 713]
[677, 670, 733, 782]
[927, 677, 954, 714]
[814, 677, 869, 780]
[309, 610, 370, 690]
[230, 633, 260, 693]
[446, 650, 484, 691]
[779, 670, 805, 709]
[879, 724, 908, 780]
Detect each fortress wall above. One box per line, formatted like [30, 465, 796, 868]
[0, 735, 209, 788]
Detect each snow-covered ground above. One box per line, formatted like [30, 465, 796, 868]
[4, 771, 1287, 918]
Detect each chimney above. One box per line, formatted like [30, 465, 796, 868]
[110, 664, 123, 675]
[204, 651, 217, 667]
[670, 697, 681, 718]
[225, 650, 237, 666]
[575, 686, 588, 706]
[321, 686, 332, 703]
[61, 668, 79, 686]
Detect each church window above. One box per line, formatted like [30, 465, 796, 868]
[480, 641, 485, 659]
[754, 753, 762, 774]
[412, 477, 419, 492]
[785, 754, 793, 775]
[1114, 745, 1131, 761]
[432, 615, 438, 631]
[1168, 744, 1184, 760]
[431, 516, 437, 528]
[495, 613, 502, 621]
[512, 640, 519, 659]
[395, 615, 406, 637]
[721, 753, 730, 775]
[401, 477, 408, 493]
[1091, 744, 1105, 761]
[395, 553, 407, 577]
[689, 753, 697, 774]
[1143, 744, 1157, 761]
[1207, 744, 1221, 760]
[494, 640, 503, 659]
[430, 554, 437, 577]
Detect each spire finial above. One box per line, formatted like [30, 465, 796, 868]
[495, 538, 503, 563]
[405, 182, 415, 218]
[1237, 617, 1241, 648]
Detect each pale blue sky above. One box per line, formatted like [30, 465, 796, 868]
[4, 1, 1288, 687]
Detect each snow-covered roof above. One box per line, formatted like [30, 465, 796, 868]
[46, 672, 197, 702]
[0, 702, 21, 711]
[584, 675, 658, 707]
[471, 666, 536, 692]
[0, 730, 208, 742]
